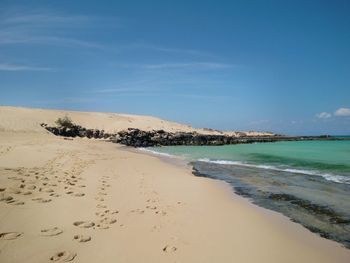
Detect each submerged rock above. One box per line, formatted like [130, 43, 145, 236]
[268, 193, 350, 225]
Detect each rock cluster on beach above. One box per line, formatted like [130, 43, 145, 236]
[115, 128, 278, 147]
[41, 123, 114, 139]
[41, 123, 345, 148]
[41, 124, 281, 147]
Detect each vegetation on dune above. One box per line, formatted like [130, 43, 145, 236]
[55, 115, 74, 128]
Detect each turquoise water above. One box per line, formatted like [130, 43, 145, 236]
[149, 140, 350, 184]
[146, 140, 350, 247]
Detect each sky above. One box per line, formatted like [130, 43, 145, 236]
[0, 0, 349, 135]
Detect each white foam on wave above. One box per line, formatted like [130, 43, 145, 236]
[138, 148, 175, 158]
[197, 158, 350, 185]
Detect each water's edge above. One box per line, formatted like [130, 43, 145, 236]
[138, 147, 350, 249]
[191, 162, 350, 249]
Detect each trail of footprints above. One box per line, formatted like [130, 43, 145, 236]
[91, 175, 119, 230]
[0, 152, 97, 262]
[130, 175, 178, 254]
[0, 152, 89, 207]
[0, 154, 177, 260]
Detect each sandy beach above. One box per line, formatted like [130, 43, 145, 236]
[0, 107, 349, 263]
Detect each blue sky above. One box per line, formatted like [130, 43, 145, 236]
[0, 0, 349, 135]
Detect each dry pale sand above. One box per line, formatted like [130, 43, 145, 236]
[0, 107, 349, 263]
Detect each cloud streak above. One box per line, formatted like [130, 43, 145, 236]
[127, 43, 215, 58]
[0, 9, 116, 50]
[0, 63, 53, 71]
[334, 107, 350, 117]
[120, 62, 232, 71]
[316, 112, 331, 119]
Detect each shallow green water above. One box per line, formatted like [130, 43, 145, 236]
[150, 140, 350, 183]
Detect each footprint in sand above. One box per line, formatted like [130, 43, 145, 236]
[0, 232, 23, 240]
[73, 221, 95, 228]
[155, 211, 167, 216]
[99, 217, 117, 224]
[130, 209, 145, 214]
[40, 227, 63, 236]
[26, 185, 36, 190]
[163, 245, 177, 253]
[11, 200, 25, 205]
[7, 176, 22, 181]
[32, 197, 52, 203]
[95, 223, 109, 230]
[0, 194, 13, 202]
[8, 187, 21, 194]
[95, 197, 104, 202]
[96, 204, 107, 209]
[108, 218, 117, 224]
[73, 234, 91, 242]
[0, 187, 6, 192]
[73, 193, 85, 197]
[95, 212, 105, 217]
[42, 188, 55, 193]
[50, 251, 76, 262]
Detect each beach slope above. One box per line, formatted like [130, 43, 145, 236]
[0, 106, 349, 263]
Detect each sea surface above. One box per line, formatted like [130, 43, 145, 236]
[144, 139, 350, 248]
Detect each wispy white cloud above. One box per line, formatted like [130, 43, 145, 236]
[1, 9, 119, 28]
[316, 112, 332, 119]
[143, 62, 231, 70]
[120, 62, 232, 70]
[0, 63, 53, 71]
[89, 87, 148, 94]
[127, 43, 215, 58]
[173, 94, 229, 99]
[334, 107, 350, 117]
[0, 35, 104, 49]
[2, 13, 90, 28]
[0, 9, 116, 49]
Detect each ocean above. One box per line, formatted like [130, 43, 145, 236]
[144, 139, 350, 248]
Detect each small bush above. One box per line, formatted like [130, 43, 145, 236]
[55, 115, 74, 128]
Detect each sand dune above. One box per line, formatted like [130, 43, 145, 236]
[0, 106, 207, 134]
[0, 106, 274, 136]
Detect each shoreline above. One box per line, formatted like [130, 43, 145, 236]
[134, 146, 350, 249]
[1, 132, 350, 262]
[140, 145, 350, 248]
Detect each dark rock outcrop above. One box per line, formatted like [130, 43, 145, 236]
[41, 124, 347, 147]
[114, 128, 345, 147]
[41, 123, 115, 140]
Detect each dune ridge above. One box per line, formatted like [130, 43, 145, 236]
[0, 106, 274, 136]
